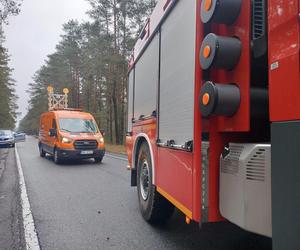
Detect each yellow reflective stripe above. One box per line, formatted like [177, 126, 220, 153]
[156, 186, 192, 219]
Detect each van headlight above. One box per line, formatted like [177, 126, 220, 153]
[98, 137, 104, 144]
[62, 137, 73, 144]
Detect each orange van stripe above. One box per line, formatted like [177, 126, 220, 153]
[156, 186, 192, 219]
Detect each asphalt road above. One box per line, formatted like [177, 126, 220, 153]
[0, 147, 25, 250]
[16, 137, 272, 250]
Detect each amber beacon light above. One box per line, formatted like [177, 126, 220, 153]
[201, 0, 242, 24]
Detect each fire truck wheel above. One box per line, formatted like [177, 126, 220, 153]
[137, 142, 174, 224]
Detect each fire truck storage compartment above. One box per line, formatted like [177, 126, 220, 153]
[127, 70, 134, 132]
[158, 0, 196, 147]
[134, 33, 159, 121]
[220, 143, 272, 237]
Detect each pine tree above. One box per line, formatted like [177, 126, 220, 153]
[0, 0, 23, 24]
[20, 0, 157, 143]
[0, 29, 18, 129]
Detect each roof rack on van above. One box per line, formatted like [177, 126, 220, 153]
[53, 108, 83, 112]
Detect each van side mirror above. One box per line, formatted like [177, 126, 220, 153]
[49, 128, 57, 137]
[100, 129, 105, 136]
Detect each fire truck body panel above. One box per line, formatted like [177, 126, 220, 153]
[154, 0, 197, 217]
[134, 34, 158, 121]
[158, 0, 196, 146]
[268, 1, 300, 248]
[131, 119, 157, 183]
[130, 0, 176, 68]
[269, 0, 300, 121]
[210, 0, 251, 132]
[271, 122, 300, 249]
[127, 0, 198, 221]
[192, 0, 204, 223]
[127, 0, 300, 248]
[157, 148, 193, 218]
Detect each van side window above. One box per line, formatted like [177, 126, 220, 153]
[52, 119, 57, 129]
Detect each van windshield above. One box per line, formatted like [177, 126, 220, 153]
[59, 118, 98, 133]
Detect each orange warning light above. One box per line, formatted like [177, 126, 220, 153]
[185, 216, 191, 224]
[203, 45, 211, 58]
[202, 93, 210, 106]
[204, 0, 212, 11]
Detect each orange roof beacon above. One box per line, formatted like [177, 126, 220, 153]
[38, 87, 105, 164]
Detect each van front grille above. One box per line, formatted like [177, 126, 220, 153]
[74, 140, 98, 150]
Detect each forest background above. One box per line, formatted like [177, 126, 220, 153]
[0, 0, 22, 130]
[0, 0, 156, 145]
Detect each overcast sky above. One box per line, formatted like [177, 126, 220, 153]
[3, 0, 90, 124]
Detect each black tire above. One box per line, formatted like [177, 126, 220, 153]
[137, 142, 174, 224]
[39, 144, 46, 157]
[53, 148, 61, 164]
[11, 143, 15, 148]
[94, 157, 103, 163]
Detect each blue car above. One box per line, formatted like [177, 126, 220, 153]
[14, 131, 26, 142]
[0, 130, 15, 147]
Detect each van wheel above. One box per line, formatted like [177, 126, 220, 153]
[39, 144, 46, 157]
[94, 157, 103, 163]
[137, 142, 174, 224]
[53, 148, 61, 164]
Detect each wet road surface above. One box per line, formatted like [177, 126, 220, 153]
[15, 137, 272, 250]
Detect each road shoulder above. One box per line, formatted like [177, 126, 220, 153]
[0, 148, 25, 250]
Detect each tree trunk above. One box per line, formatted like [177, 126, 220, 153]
[112, 79, 120, 144]
[109, 97, 113, 143]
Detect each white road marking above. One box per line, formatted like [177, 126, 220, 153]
[15, 146, 40, 250]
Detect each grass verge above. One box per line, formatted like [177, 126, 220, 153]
[105, 144, 126, 154]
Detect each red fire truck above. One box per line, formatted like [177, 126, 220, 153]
[126, 1, 300, 249]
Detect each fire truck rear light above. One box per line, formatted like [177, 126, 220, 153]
[201, 0, 242, 25]
[200, 33, 241, 71]
[199, 81, 240, 118]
